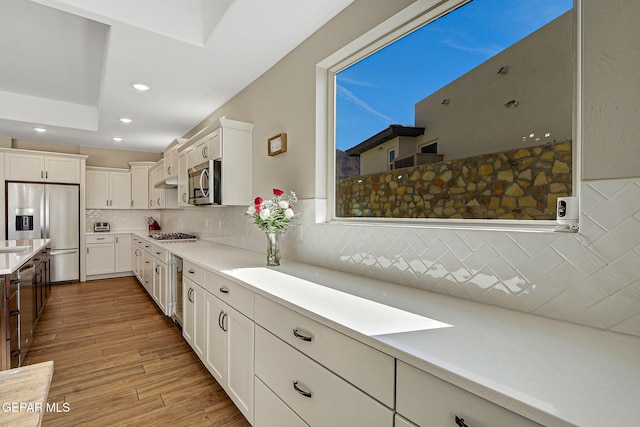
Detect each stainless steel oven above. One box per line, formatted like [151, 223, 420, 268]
[188, 160, 221, 206]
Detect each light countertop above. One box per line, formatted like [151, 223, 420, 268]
[0, 361, 54, 426]
[0, 239, 51, 275]
[134, 234, 640, 427]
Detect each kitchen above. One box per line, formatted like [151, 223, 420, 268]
[0, 0, 639, 426]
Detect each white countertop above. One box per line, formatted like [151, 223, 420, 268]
[0, 239, 51, 274]
[135, 234, 640, 427]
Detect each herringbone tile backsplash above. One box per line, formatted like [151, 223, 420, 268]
[156, 178, 640, 337]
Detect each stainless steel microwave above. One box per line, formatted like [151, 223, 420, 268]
[188, 160, 221, 205]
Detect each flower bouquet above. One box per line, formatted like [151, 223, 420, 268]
[246, 188, 298, 265]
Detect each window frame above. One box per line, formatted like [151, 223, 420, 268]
[316, 0, 581, 232]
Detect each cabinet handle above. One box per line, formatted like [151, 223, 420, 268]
[96, 237, 105, 240]
[41, 171, 44, 178]
[45, 171, 48, 179]
[188, 269, 195, 274]
[455, 416, 470, 427]
[150, 199, 154, 206]
[157, 197, 161, 205]
[218, 310, 224, 330]
[155, 251, 161, 255]
[221, 313, 228, 332]
[219, 286, 229, 294]
[155, 265, 159, 274]
[293, 381, 312, 398]
[293, 328, 313, 342]
[144, 245, 150, 248]
[86, 247, 89, 254]
[131, 200, 134, 208]
[145, 261, 150, 264]
[202, 146, 208, 158]
[188, 288, 194, 303]
[116, 237, 119, 244]
[182, 193, 187, 202]
[168, 166, 172, 175]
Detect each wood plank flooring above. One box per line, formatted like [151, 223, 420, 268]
[24, 277, 251, 427]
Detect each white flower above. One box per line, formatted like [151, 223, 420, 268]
[284, 208, 295, 219]
[259, 208, 271, 220]
[278, 200, 289, 209]
[246, 205, 256, 215]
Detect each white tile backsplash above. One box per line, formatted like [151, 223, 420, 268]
[156, 177, 640, 337]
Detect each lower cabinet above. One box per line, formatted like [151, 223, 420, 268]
[204, 290, 254, 423]
[182, 276, 205, 358]
[255, 377, 307, 427]
[255, 326, 393, 427]
[86, 235, 115, 275]
[86, 233, 131, 277]
[132, 237, 170, 316]
[396, 361, 542, 427]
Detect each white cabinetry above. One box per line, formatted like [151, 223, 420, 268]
[181, 118, 254, 206]
[182, 261, 255, 424]
[204, 273, 254, 423]
[253, 294, 394, 426]
[183, 275, 206, 358]
[396, 361, 541, 427]
[86, 168, 131, 209]
[129, 162, 154, 210]
[86, 233, 132, 277]
[4, 151, 82, 183]
[86, 234, 115, 275]
[177, 148, 191, 207]
[148, 162, 177, 209]
[133, 237, 170, 315]
[114, 234, 131, 272]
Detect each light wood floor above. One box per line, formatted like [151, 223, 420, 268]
[24, 277, 251, 427]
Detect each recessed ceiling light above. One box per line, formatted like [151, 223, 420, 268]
[131, 83, 150, 91]
[119, 117, 133, 123]
[112, 137, 123, 142]
[34, 127, 47, 133]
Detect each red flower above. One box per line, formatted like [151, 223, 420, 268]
[273, 188, 284, 196]
[254, 197, 263, 205]
[255, 205, 262, 213]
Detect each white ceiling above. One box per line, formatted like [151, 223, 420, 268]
[0, 0, 353, 152]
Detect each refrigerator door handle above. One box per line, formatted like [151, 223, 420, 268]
[49, 249, 78, 256]
[43, 187, 50, 239]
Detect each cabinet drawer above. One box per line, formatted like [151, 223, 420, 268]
[205, 270, 253, 318]
[183, 260, 205, 285]
[255, 377, 307, 427]
[148, 244, 168, 263]
[255, 326, 393, 427]
[255, 295, 394, 407]
[87, 234, 115, 244]
[396, 361, 541, 427]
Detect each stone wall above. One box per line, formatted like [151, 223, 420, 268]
[336, 140, 572, 219]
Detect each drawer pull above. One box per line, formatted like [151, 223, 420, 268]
[188, 269, 195, 274]
[219, 286, 229, 294]
[293, 328, 313, 342]
[218, 310, 224, 329]
[455, 416, 470, 427]
[293, 381, 312, 398]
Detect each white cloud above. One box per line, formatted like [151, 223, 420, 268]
[336, 85, 397, 123]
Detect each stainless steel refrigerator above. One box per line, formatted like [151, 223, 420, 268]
[6, 182, 80, 283]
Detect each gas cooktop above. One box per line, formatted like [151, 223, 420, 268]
[149, 232, 197, 242]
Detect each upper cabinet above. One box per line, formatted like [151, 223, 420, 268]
[129, 162, 155, 210]
[181, 117, 254, 206]
[4, 150, 83, 183]
[86, 167, 131, 209]
[162, 138, 185, 182]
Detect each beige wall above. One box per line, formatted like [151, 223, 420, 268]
[414, 11, 573, 161]
[582, 0, 640, 180]
[10, 138, 160, 168]
[184, 0, 415, 199]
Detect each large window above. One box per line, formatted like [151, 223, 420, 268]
[332, 0, 575, 221]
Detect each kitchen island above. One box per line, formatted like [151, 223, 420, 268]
[133, 234, 640, 426]
[1, 239, 51, 370]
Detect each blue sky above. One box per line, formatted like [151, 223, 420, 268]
[335, 0, 573, 151]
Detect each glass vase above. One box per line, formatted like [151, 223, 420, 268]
[265, 232, 282, 266]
